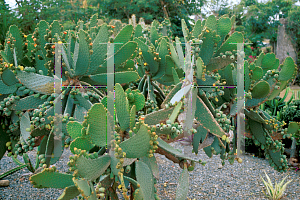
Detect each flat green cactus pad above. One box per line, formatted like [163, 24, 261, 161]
[11, 95, 46, 111]
[192, 20, 203, 38]
[29, 169, 74, 189]
[16, 71, 54, 95]
[216, 17, 232, 47]
[73, 154, 111, 181]
[267, 149, 287, 171]
[139, 156, 159, 179]
[248, 118, 266, 145]
[172, 67, 181, 84]
[157, 138, 195, 161]
[134, 37, 159, 75]
[119, 123, 151, 158]
[133, 188, 143, 200]
[175, 166, 189, 200]
[199, 28, 215, 66]
[114, 41, 138, 68]
[170, 42, 181, 69]
[175, 37, 185, 69]
[74, 30, 89, 76]
[109, 151, 121, 176]
[252, 66, 263, 80]
[88, 24, 109, 74]
[85, 103, 107, 147]
[205, 15, 217, 31]
[195, 96, 225, 138]
[0, 80, 17, 94]
[115, 83, 130, 131]
[244, 109, 265, 123]
[261, 53, 279, 72]
[8, 25, 24, 60]
[150, 23, 159, 45]
[134, 24, 143, 37]
[192, 125, 208, 154]
[57, 186, 80, 200]
[66, 121, 84, 140]
[153, 38, 169, 80]
[144, 107, 175, 125]
[206, 56, 235, 72]
[130, 105, 136, 130]
[169, 101, 182, 123]
[73, 105, 87, 122]
[74, 94, 92, 111]
[216, 32, 243, 56]
[1, 69, 19, 86]
[73, 178, 96, 199]
[114, 25, 134, 52]
[31, 128, 50, 137]
[130, 89, 145, 111]
[20, 111, 31, 144]
[135, 160, 155, 200]
[196, 57, 204, 79]
[255, 52, 264, 66]
[210, 136, 221, 154]
[244, 61, 250, 92]
[251, 80, 270, 99]
[279, 56, 297, 81]
[89, 71, 139, 85]
[70, 137, 95, 154]
[203, 144, 213, 158]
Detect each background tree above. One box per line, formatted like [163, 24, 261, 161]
[240, 0, 295, 48]
[95, 0, 204, 37]
[0, 0, 15, 44]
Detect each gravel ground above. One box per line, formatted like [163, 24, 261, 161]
[1, 143, 300, 200]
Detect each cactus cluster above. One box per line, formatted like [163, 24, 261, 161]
[0, 13, 298, 199]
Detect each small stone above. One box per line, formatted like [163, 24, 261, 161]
[218, 164, 223, 169]
[0, 180, 10, 187]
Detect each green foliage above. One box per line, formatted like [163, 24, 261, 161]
[241, 0, 293, 47]
[282, 100, 300, 124]
[0, 2, 14, 44]
[0, 13, 298, 200]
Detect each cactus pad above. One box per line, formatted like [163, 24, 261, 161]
[66, 121, 84, 139]
[57, 186, 80, 200]
[16, 71, 54, 95]
[70, 137, 95, 154]
[175, 166, 189, 200]
[115, 83, 130, 131]
[195, 96, 225, 138]
[72, 154, 111, 181]
[85, 103, 107, 147]
[135, 160, 155, 200]
[1, 69, 19, 86]
[29, 169, 74, 188]
[279, 56, 297, 81]
[119, 123, 151, 158]
[251, 80, 270, 99]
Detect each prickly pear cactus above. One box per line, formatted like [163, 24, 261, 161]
[0, 14, 141, 172]
[28, 83, 199, 199]
[0, 13, 298, 200]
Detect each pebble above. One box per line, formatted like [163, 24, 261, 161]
[155, 142, 300, 200]
[0, 180, 10, 187]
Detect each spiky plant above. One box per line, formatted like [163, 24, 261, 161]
[0, 13, 297, 200]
